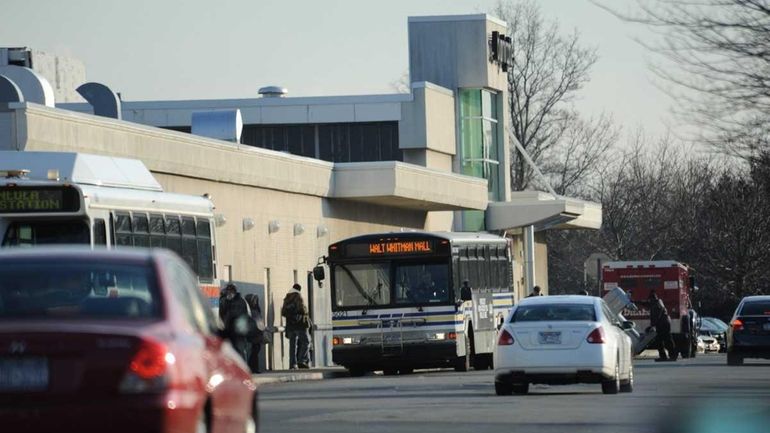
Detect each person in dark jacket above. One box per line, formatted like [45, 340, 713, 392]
[218, 283, 251, 363]
[527, 286, 543, 297]
[244, 293, 265, 373]
[281, 284, 311, 369]
[648, 290, 677, 361]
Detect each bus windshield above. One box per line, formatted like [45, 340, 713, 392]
[394, 262, 449, 305]
[332, 261, 451, 308]
[2, 221, 90, 247]
[334, 263, 391, 308]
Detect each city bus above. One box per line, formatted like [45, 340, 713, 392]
[0, 151, 221, 304]
[315, 231, 514, 376]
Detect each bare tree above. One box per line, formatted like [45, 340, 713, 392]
[491, 0, 605, 192]
[594, 0, 770, 160]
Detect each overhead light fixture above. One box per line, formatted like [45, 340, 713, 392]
[214, 214, 227, 227]
[293, 223, 305, 236]
[316, 225, 329, 238]
[243, 218, 255, 231]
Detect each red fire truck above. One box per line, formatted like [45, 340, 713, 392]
[601, 261, 699, 358]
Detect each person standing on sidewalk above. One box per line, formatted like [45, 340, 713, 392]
[218, 283, 252, 363]
[648, 290, 677, 362]
[281, 283, 311, 369]
[244, 293, 266, 373]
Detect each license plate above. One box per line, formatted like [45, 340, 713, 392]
[0, 357, 49, 392]
[538, 331, 562, 345]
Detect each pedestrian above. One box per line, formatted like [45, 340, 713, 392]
[527, 285, 543, 297]
[244, 293, 266, 373]
[281, 283, 311, 369]
[459, 279, 473, 302]
[647, 290, 677, 362]
[218, 283, 252, 363]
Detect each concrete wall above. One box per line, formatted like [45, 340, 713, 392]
[30, 50, 86, 103]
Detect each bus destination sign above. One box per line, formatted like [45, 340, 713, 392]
[369, 240, 433, 255]
[0, 189, 70, 213]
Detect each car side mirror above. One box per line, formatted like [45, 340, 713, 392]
[621, 321, 635, 330]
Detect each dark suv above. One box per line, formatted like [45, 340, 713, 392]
[726, 296, 770, 365]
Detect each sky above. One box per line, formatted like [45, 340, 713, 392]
[0, 0, 677, 137]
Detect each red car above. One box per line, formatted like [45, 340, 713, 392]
[0, 248, 257, 433]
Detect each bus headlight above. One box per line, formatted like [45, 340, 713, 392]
[333, 336, 360, 345]
[428, 333, 446, 341]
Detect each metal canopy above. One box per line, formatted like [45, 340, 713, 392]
[486, 191, 602, 231]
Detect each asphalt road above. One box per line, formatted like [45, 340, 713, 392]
[258, 354, 770, 433]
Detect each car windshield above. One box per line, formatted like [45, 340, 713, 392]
[739, 301, 770, 316]
[0, 261, 162, 320]
[2, 221, 90, 246]
[512, 304, 597, 322]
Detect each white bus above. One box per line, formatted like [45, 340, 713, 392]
[315, 231, 514, 376]
[0, 151, 221, 303]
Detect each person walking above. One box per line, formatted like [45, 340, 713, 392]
[527, 285, 543, 297]
[218, 283, 251, 363]
[281, 283, 311, 369]
[244, 293, 266, 373]
[648, 290, 677, 362]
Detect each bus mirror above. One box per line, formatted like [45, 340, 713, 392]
[313, 265, 325, 282]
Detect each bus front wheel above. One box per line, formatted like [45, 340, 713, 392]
[454, 335, 472, 372]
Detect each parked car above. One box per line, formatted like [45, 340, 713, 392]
[726, 295, 770, 366]
[0, 247, 257, 433]
[697, 334, 720, 353]
[494, 295, 634, 395]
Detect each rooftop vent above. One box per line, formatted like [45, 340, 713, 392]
[258, 86, 288, 98]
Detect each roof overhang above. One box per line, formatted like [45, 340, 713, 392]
[332, 161, 488, 211]
[486, 191, 602, 231]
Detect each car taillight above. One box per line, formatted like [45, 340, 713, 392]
[732, 319, 744, 331]
[120, 339, 174, 393]
[587, 326, 606, 344]
[497, 329, 514, 346]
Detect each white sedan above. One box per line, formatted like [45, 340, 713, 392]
[494, 295, 634, 395]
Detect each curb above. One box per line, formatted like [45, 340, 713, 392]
[252, 369, 348, 386]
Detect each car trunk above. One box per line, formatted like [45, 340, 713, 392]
[0, 321, 168, 404]
[737, 316, 770, 336]
[512, 322, 595, 350]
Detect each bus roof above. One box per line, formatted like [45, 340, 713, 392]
[0, 151, 163, 192]
[79, 184, 214, 215]
[333, 231, 507, 245]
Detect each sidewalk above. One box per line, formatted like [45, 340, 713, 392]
[252, 367, 348, 386]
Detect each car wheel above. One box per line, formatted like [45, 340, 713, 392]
[602, 359, 620, 394]
[383, 368, 399, 376]
[399, 367, 414, 375]
[348, 367, 367, 377]
[620, 361, 634, 393]
[495, 381, 513, 396]
[512, 382, 529, 395]
[454, 335, 471, 372]
[727, 352, 744, 366]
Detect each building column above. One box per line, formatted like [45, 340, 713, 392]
[523, 225, 536, 294]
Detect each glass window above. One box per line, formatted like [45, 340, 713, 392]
[2, 221, 90, 247]
[512, 304, 597, 322]
[394, 262, 450, 305]
[150, 214, 165, 234]
[115, 213, 131, 233]
[740, 301, 770, 316]
[132, 213, 150, 248]
[0, 261, 162, 320]
[165, 216, 182, 257]
[196, 220, 211, 238]
[93, 219, 106, 246]
[459, 88, 502, 211]
[181, 217, 196, 236]
[333, 263, 390, 308]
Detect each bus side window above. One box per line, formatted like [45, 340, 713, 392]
[93, 219, 106, 246]
[149, 214, 165, 248]
[180, 216, 198, 275]
[114, 212, 133, 247]
[195, 219, 213, 282]
[132, 213, 150, 248]
[165, 216, 183, 258]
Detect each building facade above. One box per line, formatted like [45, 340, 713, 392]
[0, 14, 601, 370]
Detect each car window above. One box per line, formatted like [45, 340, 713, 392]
[600, 301, 618, 324]
[739, 301, 770, 316]
[0, 260, 161, 320]
[177, 262, 219, 334]
[511, 304, 597, 322]
[167, 260, 204, 332]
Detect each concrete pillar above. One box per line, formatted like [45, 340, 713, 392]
[523, 225, 536, 293]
